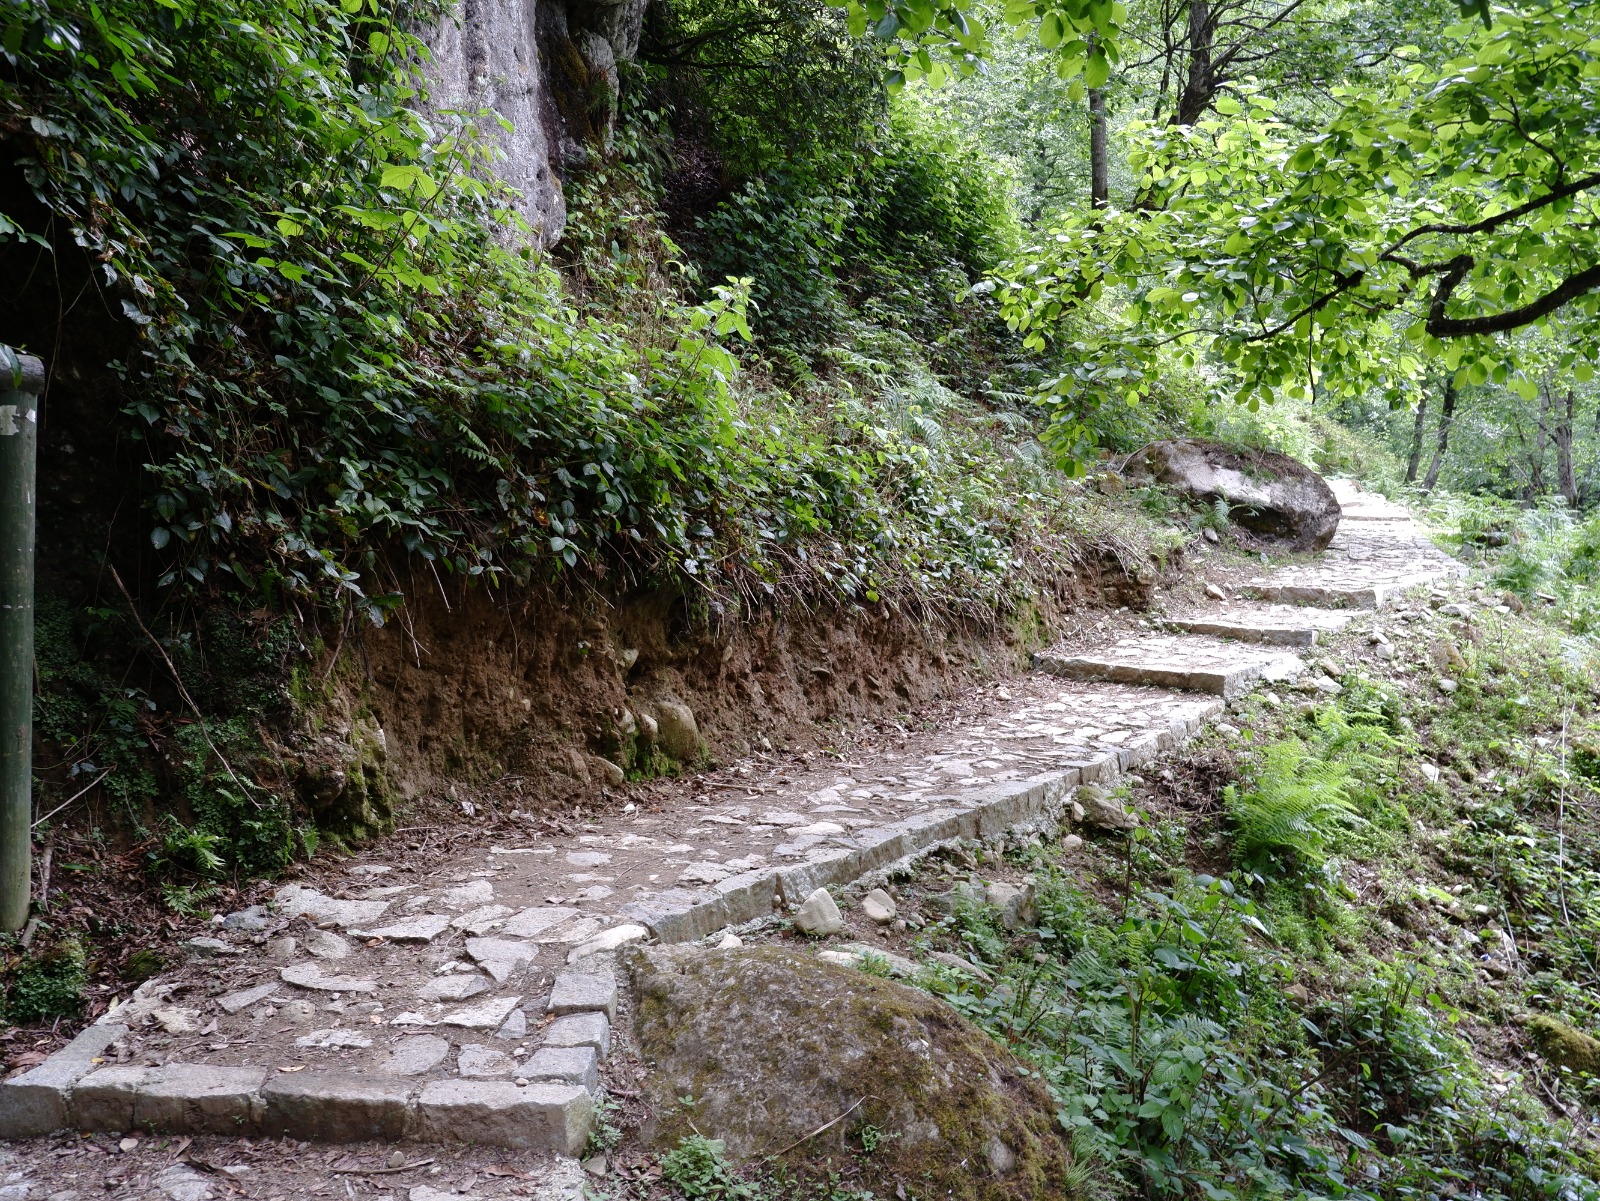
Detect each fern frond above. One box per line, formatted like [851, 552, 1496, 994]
[1227, 738, 1360, 868]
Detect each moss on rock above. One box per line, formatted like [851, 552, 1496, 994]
[1529, 1014, 1600, 1075]
[627, 944, 1080, 1201]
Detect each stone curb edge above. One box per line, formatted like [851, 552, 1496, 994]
[0, 1020, 593, 1152]
[618, 696, 1223, 944]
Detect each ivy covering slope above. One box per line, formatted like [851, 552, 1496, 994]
[0, 0, 1144, 628]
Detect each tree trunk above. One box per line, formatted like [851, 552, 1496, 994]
[1174, 0, 1215, 126]
[1556, 386, 1578, 506]
[1421, 376, 1457, 492]
[1405, 391, 1429, 483]
[1089, 87, 1108, 209]
[1529, 385, 1551, 501]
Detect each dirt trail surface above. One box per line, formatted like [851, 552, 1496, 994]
[0, 481, 1464, 1199]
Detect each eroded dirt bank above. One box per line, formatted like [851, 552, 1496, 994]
[297, 547, 1163, 833]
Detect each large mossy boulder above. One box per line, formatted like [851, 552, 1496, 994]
[1529, 1014, 1600, 1075]
[1123, 437, 1341, 552]
[627, 945, 1079, 1201]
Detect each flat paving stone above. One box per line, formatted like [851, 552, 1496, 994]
[547, 970, 618, 1022]
[360, 914, 452, 944]
[217, 982, 280, 1014]
[280, 962, 378, 993]
[274, 885, 390, 929]
[498, 907, 579, 938]
[541, 1012, 611, 1058]
[438, 881, 496, 910]
[566, 923, 647, 963]
[456, 1044, 515, 1078]
[520, 1046, 598, 1092]
[417, 974, 490, 1003]
[439, 994, 522, 1030]
[375, 1034, 450, 1077]
[463, 937, 537, 982]
[451, 904, 514, 933]
[294, 1028, 374, 1049]
[303, 929, 352, 959]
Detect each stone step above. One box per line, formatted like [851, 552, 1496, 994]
[1033, 634, 1303, 699]
[1163, 603, 1365, 647]
[0, 963, 618, 1152]
[1244, 569, 1456, 610]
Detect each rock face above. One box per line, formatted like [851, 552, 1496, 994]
[628, 946, 1078, 1200]
[1122, 438, 1341, 552]
[421, 0, 651, 247]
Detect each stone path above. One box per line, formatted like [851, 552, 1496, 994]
[0, 480, 1465, 1166]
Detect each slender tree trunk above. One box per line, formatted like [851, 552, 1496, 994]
[1585, 398, 1600, 506]
[1529, 385, 1552, 501]
[1174, 0, 1215, 125]
[1405, 391, 1430, 483]
[1421, 377, 1457, 492]
[1089, 87, 1108, 209]
[1556, 386, 1578, 506]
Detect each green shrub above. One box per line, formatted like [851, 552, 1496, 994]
[5, 938, 87, 1024]
[693, 99, 1016, 358]
[660, 1135, 762, 1201]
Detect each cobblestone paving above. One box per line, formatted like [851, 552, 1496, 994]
[0, 480, 1462, 1169]
[1245, 482, 1464, 606]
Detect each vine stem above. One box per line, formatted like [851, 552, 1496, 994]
[106, 566, 254, 802]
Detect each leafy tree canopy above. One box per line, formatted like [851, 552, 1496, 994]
[856, 0, 1600, 464]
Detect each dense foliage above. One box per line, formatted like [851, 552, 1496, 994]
[0, 0, 1138, 628]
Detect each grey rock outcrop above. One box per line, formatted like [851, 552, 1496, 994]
[627, 946, 1078, 1199]
[1122, 437, 1341, 552]
[420, 0, 652, 247]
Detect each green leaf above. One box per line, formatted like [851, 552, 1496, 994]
[1084, 47, 1109, 88]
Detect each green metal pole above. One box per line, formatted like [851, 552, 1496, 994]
[1, 354, 43, 933]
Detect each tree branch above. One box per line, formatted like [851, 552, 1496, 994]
[1383, 170, 1600, 259]
[1426, 257, 1600, 338]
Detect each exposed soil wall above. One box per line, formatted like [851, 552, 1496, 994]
[293, 548, 1160, 832]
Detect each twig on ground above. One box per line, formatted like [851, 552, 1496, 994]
[764, 1095, 875, 1159]
[330, 1157, 436, 1175]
